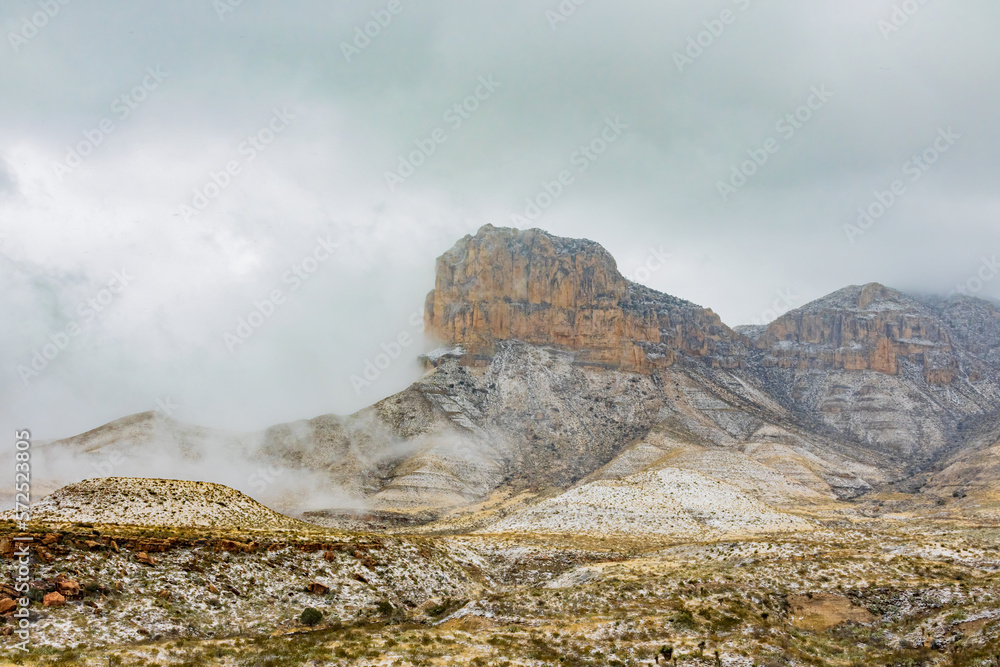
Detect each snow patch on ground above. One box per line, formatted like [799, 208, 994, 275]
[481, 468, 810, 537]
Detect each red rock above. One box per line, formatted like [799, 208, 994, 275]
[136, 551, 156, 566]
[0, 598, 17, 614]
[425, 225, 743, 373]
[56, 580, 81, 596]
[215, 539, 250, 553]
[307, 582, 329, 595]
[43, 592, 65, 607]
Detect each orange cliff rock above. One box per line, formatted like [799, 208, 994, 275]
[423, 225, 745, 372]
[755, 283, 957, 384]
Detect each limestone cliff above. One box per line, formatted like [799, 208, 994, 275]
[424, 225, 745, 371]
[745, 283, 1000, 466]
[755, 283, 958, 384]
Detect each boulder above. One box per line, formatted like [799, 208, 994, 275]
[43, 592, 65, 607]
[55, 580, 81, 596]
[307, 582, 330, 595]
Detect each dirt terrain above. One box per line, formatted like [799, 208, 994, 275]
[2, 485, 999, 666]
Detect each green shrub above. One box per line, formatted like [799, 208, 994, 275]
[300, 607, 323, 626]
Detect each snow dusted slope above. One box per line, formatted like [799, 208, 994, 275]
[483, 468, 810, 538]
[11, 478, 308, 529]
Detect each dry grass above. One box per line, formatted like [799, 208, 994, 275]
[1, 517, 998, 666]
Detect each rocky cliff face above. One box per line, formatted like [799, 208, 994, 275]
[754, 283, 958, 383]
[744, 284, 1000, 467]
[424, 225, 745, 372]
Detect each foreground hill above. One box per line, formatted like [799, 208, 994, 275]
[10, 478, 307, 530]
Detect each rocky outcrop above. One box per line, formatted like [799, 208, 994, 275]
[755, 283, 958, 384]
[746, 284, 1000, 466]
[424, 225, 745, 372]
[43, 592, 65, 607]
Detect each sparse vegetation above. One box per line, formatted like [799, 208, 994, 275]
[299, 607, 323, 626]
[2, 517, 998, 666]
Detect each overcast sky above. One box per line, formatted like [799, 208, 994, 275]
[2, 0, 999, 440]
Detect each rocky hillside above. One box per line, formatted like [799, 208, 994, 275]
[8, 478, 307, 530]
[25, 225, 1000, 532]
[482, 467, 811, 538]
[743, 283, 1000, 470]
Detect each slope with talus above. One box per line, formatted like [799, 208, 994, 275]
[741, 283, 1000, 471]
[481, 467, 811, 538]
[920, 414, 1000, 516]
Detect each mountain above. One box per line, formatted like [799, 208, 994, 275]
[743, 283, 1000, 470]
[28, 225, 1000, 530]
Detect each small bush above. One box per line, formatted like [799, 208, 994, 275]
[300, 607, 323, 626]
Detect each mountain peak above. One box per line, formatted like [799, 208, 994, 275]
[790, 283, 914, 315]
[758, 282, 957, 382]
[425, 226, 743, 371]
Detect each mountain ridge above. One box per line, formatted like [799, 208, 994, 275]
[23, 225, 1000, 531]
